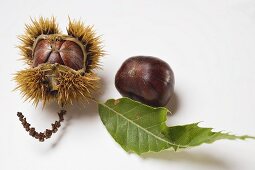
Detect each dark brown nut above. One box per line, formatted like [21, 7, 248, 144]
[115, 56, 175, 107]
[32, 35, 85, 71]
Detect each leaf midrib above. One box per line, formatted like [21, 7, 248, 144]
[101, 103, 189, 149]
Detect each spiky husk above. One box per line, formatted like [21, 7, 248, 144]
[18, 17, 60, 65]
[14, 64, 100, 106]
[67, 19, 104, 73]
[16, 17, 104, 106]
[18, 17, 104, 73]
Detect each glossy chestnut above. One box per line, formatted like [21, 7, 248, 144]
[115, 56, 175, 107]
[32, 34, 86, 71]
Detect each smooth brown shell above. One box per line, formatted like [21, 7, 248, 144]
[33, 38, 84, 71]
[115, 56, 175, 107]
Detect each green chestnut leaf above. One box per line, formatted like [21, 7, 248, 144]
[98, 97, 254, 154]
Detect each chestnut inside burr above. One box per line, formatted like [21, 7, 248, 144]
[32, 39, 85, 71]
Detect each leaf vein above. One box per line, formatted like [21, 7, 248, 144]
[101, 103, 188, 149]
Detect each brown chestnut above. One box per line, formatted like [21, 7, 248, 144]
[32, 34, 86, 71]
[115, 56, 175, 107]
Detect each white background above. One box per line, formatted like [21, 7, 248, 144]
[1, 0, 255, 170]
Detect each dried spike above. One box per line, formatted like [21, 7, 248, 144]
[34, 132, 39, 139]
[25, 127, 30, 132]
[17, 112, 23, 118]
[29, 128, 36, 137]
[45, 129, 52, 139]
[52, 128, 58, 133]
[39, 137, 45, 142]
[17, 110, 66, 142]
[55, 121, 61, 128]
